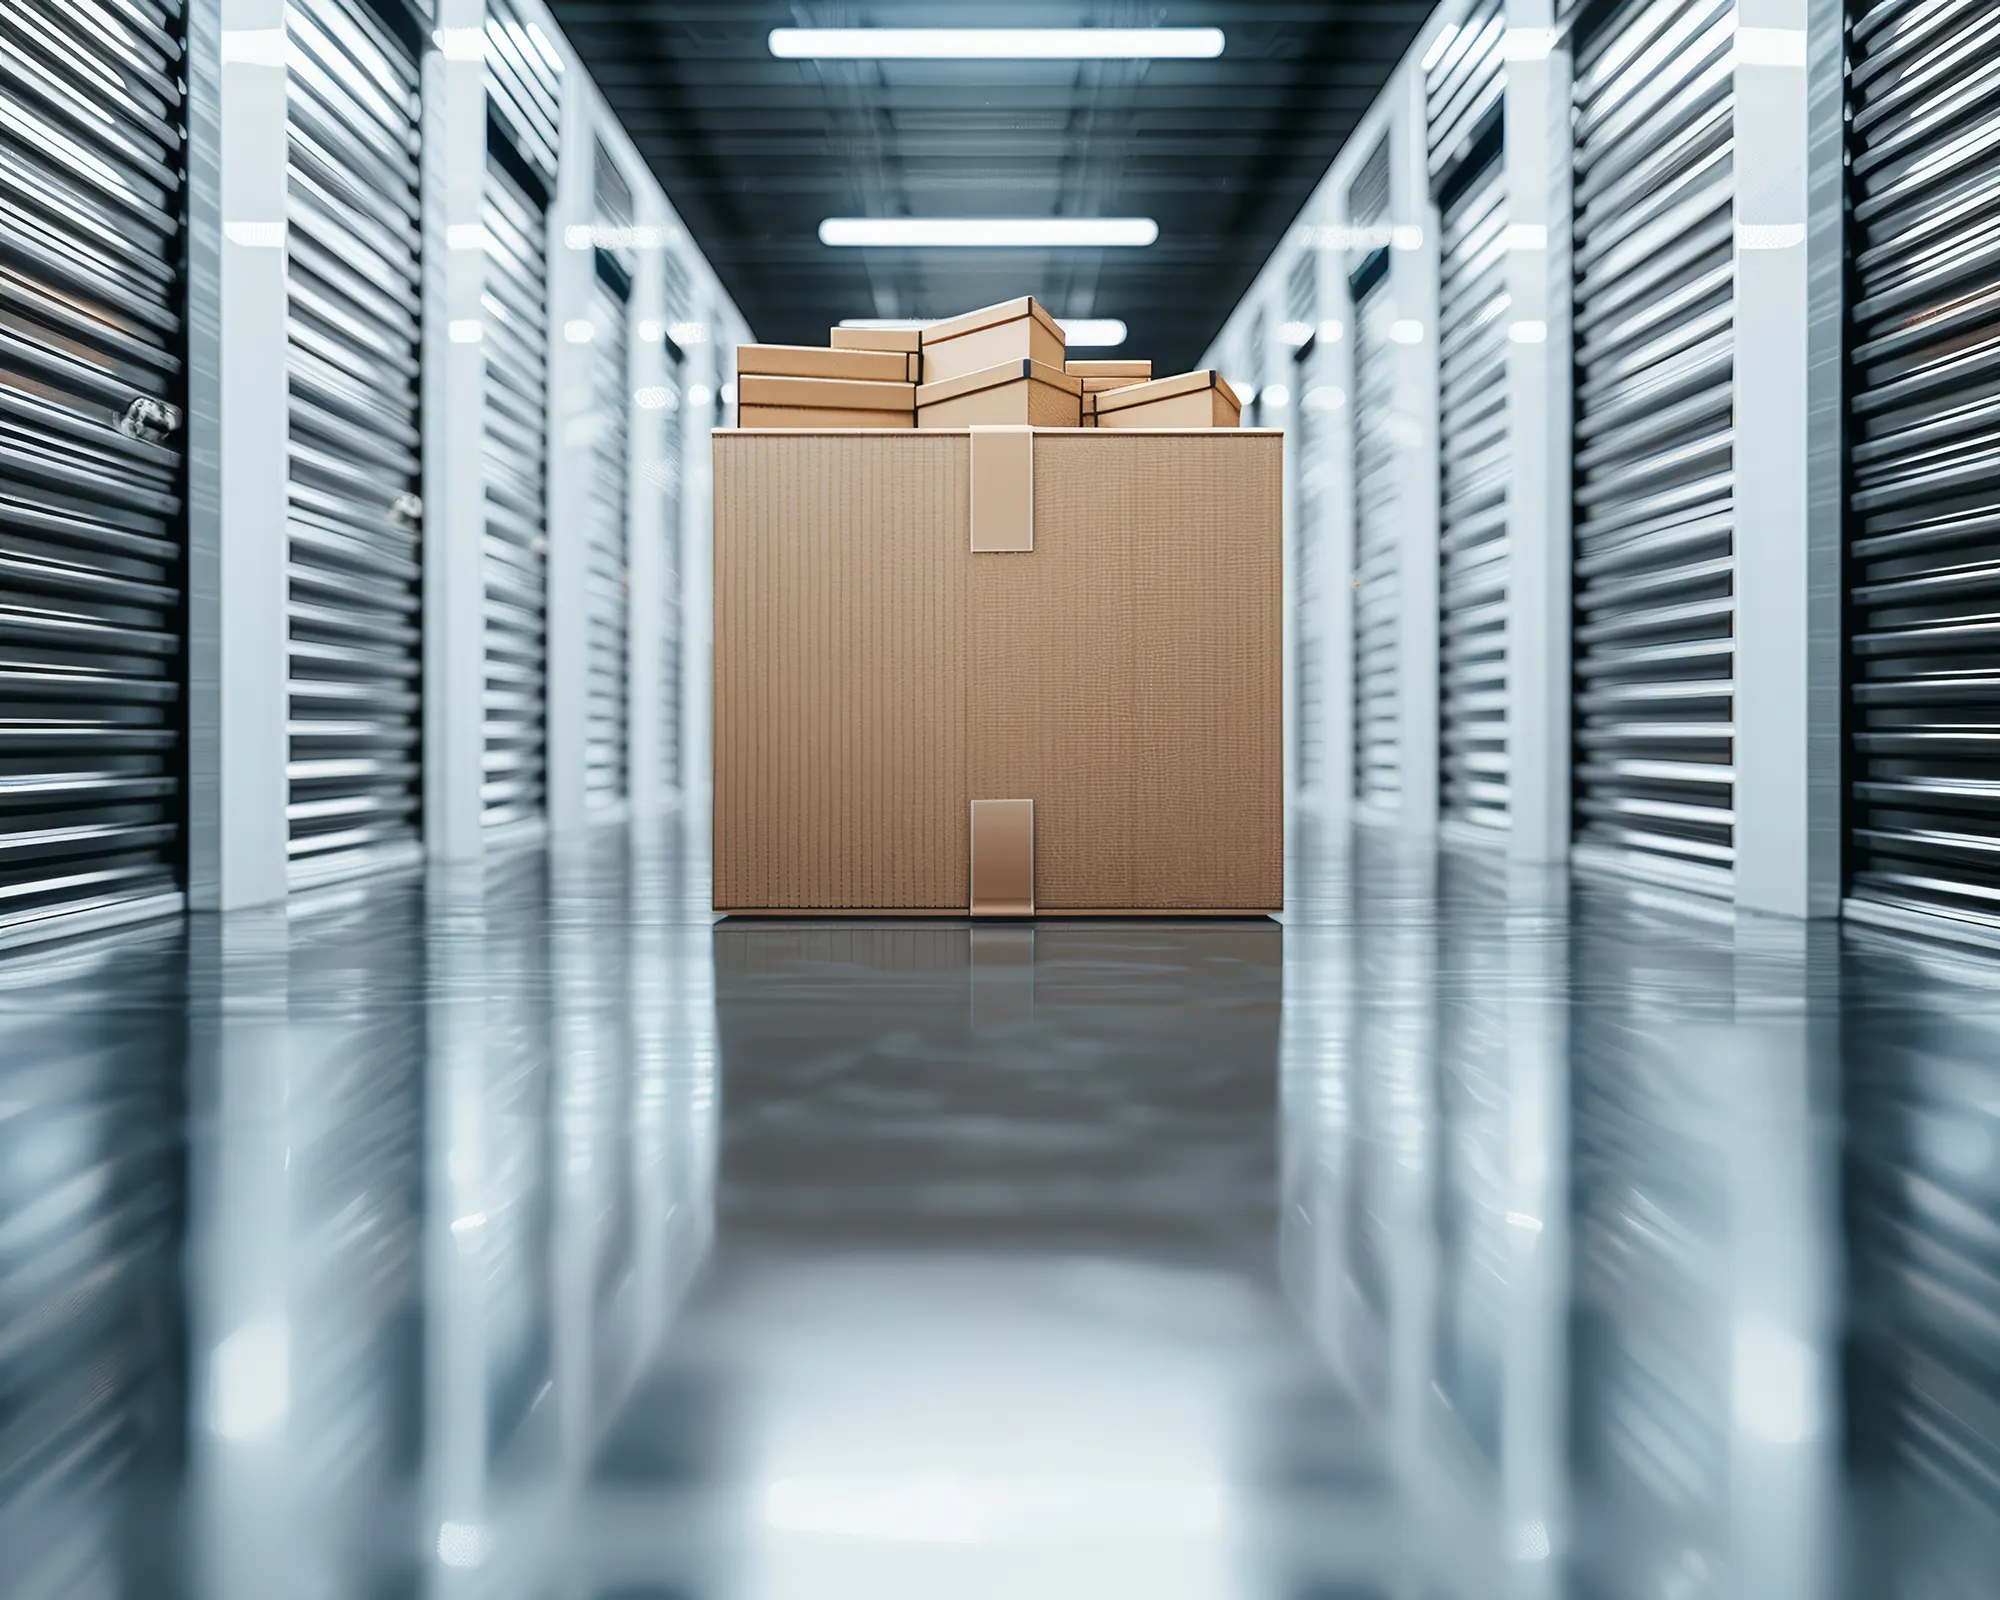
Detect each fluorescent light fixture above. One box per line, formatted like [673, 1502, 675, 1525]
[563, 319, 595, 344]
[820, 217, 1157, 248]
[447, 319, 483, 344]
[1509, 319, 1549, 345]
[668, 321, 708, 345]
[1058, 318, 1126, 347]
[841, 316, 1126, 346]
[638, 318, 663, 343]
[1228, 381, 1256, 407]
[770, 27, 1224, 60]
[1261, 383, 1290, 409]
[1278, 320, 1313, 347]
[1390, 319, 1425, 345]
[687, 383, 713, 407]
[1317, 318, 1344, 343]
[1303, 385, 1345, 412]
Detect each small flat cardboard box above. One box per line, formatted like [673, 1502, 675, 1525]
[920, 296, 1065, 385]
[736, 372, 915, 430]
[712, 427, 1284, 914]
[916, 358, 1082, 428]
[1065, 359, 1152, 391]
[1093, 369, 1242, 429]
[832, 325, 922, 354]
[739, 342, 919, 383]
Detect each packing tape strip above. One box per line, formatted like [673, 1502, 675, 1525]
[969, 425, 1033, 552]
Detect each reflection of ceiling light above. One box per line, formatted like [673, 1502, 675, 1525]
[668, 321, 708, 345]
[771, 28, 1225, 60]
[1390, 320, 1425, 345]
[688, 383, 712, 407]
[720, 381, 738, 405]
[1278, 320, 1313, 347]
[1304, 385, 1345, 411]
[1261, 384, 1290, 409]
[1420, 24, 1460, 73]
[820, 217, 1157, 248]
[1229, 381, 1256, 407]
[1059, 319, 1126, 347]
[563, 319, 595, 344]
[1317, 319, 1344, 343]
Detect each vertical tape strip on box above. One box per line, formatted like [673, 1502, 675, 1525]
[970, 798, 1034, 916]
[969, 424, 1034, 551]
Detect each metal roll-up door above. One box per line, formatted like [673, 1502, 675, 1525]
[480, 157, 551, 831]
[584, 261, 631, 810]
[0, 1, 188, 947]
[1846, 0, 2000, 941]
[1570, 0, 1736, 895]
[480, 0, 558, 835]
[1429, 0, 1510, 835]
[284, 0, 424, 889]
[1352, 274, 1402, 816]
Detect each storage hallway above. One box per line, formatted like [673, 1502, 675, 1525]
[2, 0, 1997, 1595]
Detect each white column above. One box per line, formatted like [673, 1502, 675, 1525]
[1733, 0, 1840, 918]
[1503, 5, 1574, 866]
[192, 0, 291, 910]
[543, 76, 596, 837]
[1392, 66, 1442, 837]
[626, 206, 668, 815]
[423, 0, 491, 863]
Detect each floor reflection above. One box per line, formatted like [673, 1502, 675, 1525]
[1, 819, 1999, 1595]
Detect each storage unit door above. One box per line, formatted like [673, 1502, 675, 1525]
[1294, 342, 1333, 798]
[584, 272, 630, 809]
[0, 3, 188, 946]
[1352, 279, 1401, 815]
[1436, 160, 1511, 833]
[1569, 0, 1736, 896]
[284, 0, 424, 888]
[1846, 0, 2000, 940]
[480, 156, 551, 831]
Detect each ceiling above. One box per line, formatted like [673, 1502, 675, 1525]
[544, 3, 1434, 372]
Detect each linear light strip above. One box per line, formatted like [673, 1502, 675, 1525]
[820, 217, 1157, 248]
[839, 316, 1127, 347]
[771, 27, 1224, 59]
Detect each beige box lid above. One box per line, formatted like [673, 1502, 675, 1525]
[1065, 359, 1152, 379]
[1092, 369, 1235, 416]
[737, 373, 917, 412]
[739, 343, 912, 382]
[916, 358, 1081, 408]
[831, 325, 922, 354]
[921, 296, 1064, 348]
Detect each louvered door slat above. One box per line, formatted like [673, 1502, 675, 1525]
[1570, 0, 1737, 896]
[1846, 0, 2000, 940]
[284, 0, 425, 889]
[481, 152, 551, 831]
[0, 0, 188, 947]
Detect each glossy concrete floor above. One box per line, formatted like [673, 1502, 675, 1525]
[3, 818, 1999, 1598]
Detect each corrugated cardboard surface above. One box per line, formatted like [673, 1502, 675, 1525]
[714, 433, 969, 911]
[713, 429, 1282, 913]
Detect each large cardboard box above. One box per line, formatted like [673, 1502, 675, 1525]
[712, 427, 1284, 915]
[916, 359, 1083, 428]
[920, 296, 1065, 385]
[736, 372, 915, 429]
[1093, 370, 1242, 429]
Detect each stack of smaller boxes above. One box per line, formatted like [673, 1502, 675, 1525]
[733, 296, 1240, 431]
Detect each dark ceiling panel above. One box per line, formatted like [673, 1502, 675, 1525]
[546, 2, 1433, 371]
